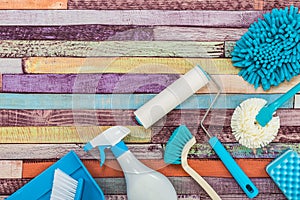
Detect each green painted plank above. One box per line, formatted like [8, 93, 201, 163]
[0, 40, 223, 58]
[0, 93, 293, 109]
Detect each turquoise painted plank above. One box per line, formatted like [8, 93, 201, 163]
[0, 93, 292, 110]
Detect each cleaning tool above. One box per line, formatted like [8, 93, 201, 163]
[164, 125, 221, 200]
[134, 65, 210, 129]
[7, 151, 105, 200]
[231, 5, 300, 90]
[266, 149, 300, 200]
[84, 126, 177, 200]
[200, 75, 259, 198]
[256, 82, 300, 127]
[50, 169, 84, 200]
[231, 98, 280, 149]
[231, 83, 300, 148]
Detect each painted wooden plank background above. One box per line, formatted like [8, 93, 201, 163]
[0, 0, 67, 9]
[0, 10, 264, 27]
[295, 95, 300, 108]
[0, 40, 223, 58]
[67, 0, 300, 10]
[0, 161, 22, 178]
[67, 0, 264, 10]
[0, 58, 22, 74]
[0, 143, 298, 160]
[22, 159, 272, 178]
[0, 1, 299, 199]
[2, 74, 300, 94]
[0, 93, 293, 109]
[0, 178, 286, 198]
[0, 126, 299, 143]
[0, 26, 248, 41]
[0, 25, 154, 41]
[23, 57, 238, 74]
[1, 109, 300, 127]
[0, 126, 151, 143]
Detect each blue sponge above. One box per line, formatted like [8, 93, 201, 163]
[231, 6, 300, 90]
[266, 149, 300, 200]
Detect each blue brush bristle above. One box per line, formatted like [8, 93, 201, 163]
[164, 125, 193, 164]
[232, 5, 300, 91]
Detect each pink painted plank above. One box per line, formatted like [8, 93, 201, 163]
[0, 25, 153, 41]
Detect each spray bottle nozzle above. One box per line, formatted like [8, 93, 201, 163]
[84, 126, 131, 166]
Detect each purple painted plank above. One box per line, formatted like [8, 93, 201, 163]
[0, 25, 153, 41]
[2, 74, 179, 93]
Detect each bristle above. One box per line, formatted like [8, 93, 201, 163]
[164, 125, 193, 164]
[231, 98, 280, 148]
[231, 6, 300, 91]
[50, 169, 78, 200]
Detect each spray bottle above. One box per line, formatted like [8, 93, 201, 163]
[84, 126, 177, 200]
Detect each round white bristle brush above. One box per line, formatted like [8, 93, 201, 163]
[231, 98, 280, 149]
[231, 83, 300, 149]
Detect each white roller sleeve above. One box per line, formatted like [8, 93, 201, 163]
[134, 65, 210, 129]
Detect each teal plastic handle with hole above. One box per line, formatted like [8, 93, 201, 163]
[209, 137, 259, 199]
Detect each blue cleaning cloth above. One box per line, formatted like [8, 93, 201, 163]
[232, 6, 300, 90]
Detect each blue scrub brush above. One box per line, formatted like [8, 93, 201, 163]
[231, 5, 300, 90]
[164, 125, 221, 200]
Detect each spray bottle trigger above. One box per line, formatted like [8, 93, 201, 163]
[98, 145, 110, 166]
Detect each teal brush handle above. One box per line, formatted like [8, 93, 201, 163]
[209, 137, 259, 199]
[256, 83, 300, 126]
[269, 83, 300, 111]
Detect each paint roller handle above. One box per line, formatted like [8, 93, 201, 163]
[270, 83, 300, 111]
[209, 137, 259, 199]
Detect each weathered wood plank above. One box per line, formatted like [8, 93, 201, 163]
[225, 41, 236, 57]
[0, 41, 223, 58]
[0, 125, 298, 144]
[0, 144, 162, 159]
[0, 26, 247, 41]
[0, 0, 67, 9]
[22, 159, 271, 178]
[103, 194, 286, 200]
[97, 177, 282, 195]
[0, 161, 22, 179]
[24, 57, 238, 74]
[0, 178, 283, 196]
[0, 126, 151, 143]
[295, 95, 300, 108]
[263, 1, 300, 10]
[68, 0, 262, 10]
[3, 74, 300, 94]
[0, 10, 264, 27]
[1, 109, 300, 127]
[0, 179, 29, 195]
[152, 126, 300, 144]
[0, 93, 293, 109]
[0, 25, 154, 41]
[0, 143, 298, 159]
[0, 58, 22, 74]
[154, 27, 246, 41]
[180, 143, 300, 159]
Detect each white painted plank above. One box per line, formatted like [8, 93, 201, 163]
[0, 10, 264, 27]
[0, 59, 22, 74]
[295, 95, 300, 108]
[0, 161, 22, 178]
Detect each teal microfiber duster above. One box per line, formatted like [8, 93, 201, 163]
[231, 6, 300, 90]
